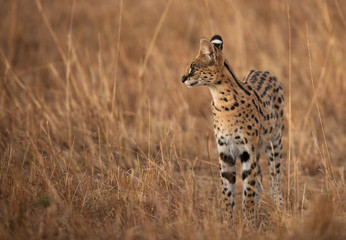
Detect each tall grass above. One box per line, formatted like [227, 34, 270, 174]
[0, 0, 345, 239]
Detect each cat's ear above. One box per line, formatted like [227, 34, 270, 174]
[199, 38, 215, 56]
[210, 35, 223, 50]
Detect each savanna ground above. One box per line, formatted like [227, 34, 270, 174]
[0, 0, 345, 239]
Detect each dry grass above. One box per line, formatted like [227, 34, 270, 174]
[0, 0, 345, 239]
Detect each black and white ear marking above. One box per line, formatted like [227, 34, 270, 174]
[210, 35, 223, 50]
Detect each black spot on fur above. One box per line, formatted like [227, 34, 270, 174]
[242, 169, 252, 180]
[240, 151, 250, 163]
[222, 172, 236, 184]
[220, 153, 235, 165]
[249, 180, 256, 186]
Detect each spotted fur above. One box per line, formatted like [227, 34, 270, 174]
[181, 35, 284, 220]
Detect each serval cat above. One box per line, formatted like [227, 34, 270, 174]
[181, 35, 284, 220]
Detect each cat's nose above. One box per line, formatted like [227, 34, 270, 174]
[181, 75, 188, 83]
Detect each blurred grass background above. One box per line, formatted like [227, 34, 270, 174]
[0, 0, 345, 239]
